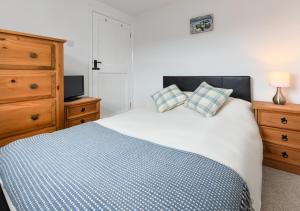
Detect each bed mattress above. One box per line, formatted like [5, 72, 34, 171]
[1, 97, 262, 210]
[98, 98, 263, 210]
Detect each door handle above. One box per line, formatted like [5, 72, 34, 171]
[92, 60, 102, 70]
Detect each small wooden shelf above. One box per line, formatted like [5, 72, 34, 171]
[64, 97, 101, 128]
[252, 101, 300, 175]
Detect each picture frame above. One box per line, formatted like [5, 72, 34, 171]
[190, 14, 214, 34]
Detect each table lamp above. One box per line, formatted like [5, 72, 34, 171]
[269, 72, 290, 105]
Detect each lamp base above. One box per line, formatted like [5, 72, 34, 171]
[273, 87, 286, 105]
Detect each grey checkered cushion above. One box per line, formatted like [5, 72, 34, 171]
[185, 82, 233, 117]
[152, 85, 187, 112]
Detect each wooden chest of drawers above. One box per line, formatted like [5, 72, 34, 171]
[253, 101, 300, 175]
[0, 29, 65, 146]
[64, 97, 101, 128]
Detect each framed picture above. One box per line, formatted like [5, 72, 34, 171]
[190, 14, 214, 34]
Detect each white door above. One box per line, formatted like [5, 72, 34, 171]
[92, 12, 132, 118]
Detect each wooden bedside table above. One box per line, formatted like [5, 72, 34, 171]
[253, 101, 300, 175]
[64, 97, 101, 128]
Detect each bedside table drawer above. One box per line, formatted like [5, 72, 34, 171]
[261, 126, 300, 149]
[258, 111, 300, 131]
[66, 102, 98, 119]
[66, 113, 100, 128]
[264, 143, 300, 167]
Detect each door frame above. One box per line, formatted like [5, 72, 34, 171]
[89, 10, 134, 109]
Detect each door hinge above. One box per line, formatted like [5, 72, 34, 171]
[130, 33, 132, 39]
[129, 101, 132, 109]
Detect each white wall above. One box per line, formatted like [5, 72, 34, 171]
[133, 0, 300, 106]
[0, 0, 132, 94]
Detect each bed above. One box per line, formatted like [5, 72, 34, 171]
[0, 76, 262, 211]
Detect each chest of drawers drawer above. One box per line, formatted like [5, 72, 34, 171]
[257, 110, 300, 131]
[0, 33, 55, 70]
[0, 99, 56, 138]
[0, 73, 55, 103]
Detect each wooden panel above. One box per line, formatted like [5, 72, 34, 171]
[263, 143, 300, 167]
[258, 110, 300, 131]
[0, 99, 56, 138]
[65, 113, 100, 128]
[261, 126, 300, 150]
[64, 97, 100, 106]
[0, 73, 55, 103]
[55, 43, 64, 130]
[0, 28, 66, 43]
[252, 101, 300, 114]
[0, 33, 55, 70]
[67, 102, 98, 119]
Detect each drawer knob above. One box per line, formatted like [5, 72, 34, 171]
[11, 79, 16, 83]
[281, 117, 288, 124]
[281, 152, 289, 158]
[31, 114, 39, 121]
[81, 108, 86, 112]
[81, 119, 85, 123]
[282, 135, 288, 142]
[30, 83, 39, 89]
[29, 52, 38, 59]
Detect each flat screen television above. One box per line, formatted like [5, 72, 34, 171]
[64, 75, 84, 101]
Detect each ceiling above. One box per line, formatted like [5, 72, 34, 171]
[97, 0, 175, 16]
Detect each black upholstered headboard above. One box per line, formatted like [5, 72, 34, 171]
[163, 76, 251, 102]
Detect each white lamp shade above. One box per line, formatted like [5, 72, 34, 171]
[269, 72, 290, 88]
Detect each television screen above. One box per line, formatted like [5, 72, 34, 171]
[64, 75, 84, 101]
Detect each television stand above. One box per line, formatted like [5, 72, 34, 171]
[64, 97, 101, 128]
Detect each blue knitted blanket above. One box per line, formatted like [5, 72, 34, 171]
[0, 122, 251, 210]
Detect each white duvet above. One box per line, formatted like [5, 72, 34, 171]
[97, 98, 263, 211]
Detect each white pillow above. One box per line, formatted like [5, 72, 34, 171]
[185, 82, 233, 117]
[152, 85, 187, 112]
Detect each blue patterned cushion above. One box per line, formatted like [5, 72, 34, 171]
[152, 84, 187, 112]
[185, 82, 233, 117]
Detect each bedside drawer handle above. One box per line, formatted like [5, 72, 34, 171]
[30, 83, 39, 89]
[281, 152, 289, 158]
[281, 117, 288, 124]
[282, 135, 288, 142]
[29, 52, 38, 59]
[81, 108, 86, 112]
[81, 119, 85, 123]
[31, 114, 39, 121]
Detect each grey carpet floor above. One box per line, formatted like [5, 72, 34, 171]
[262, 166, 300, 211]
